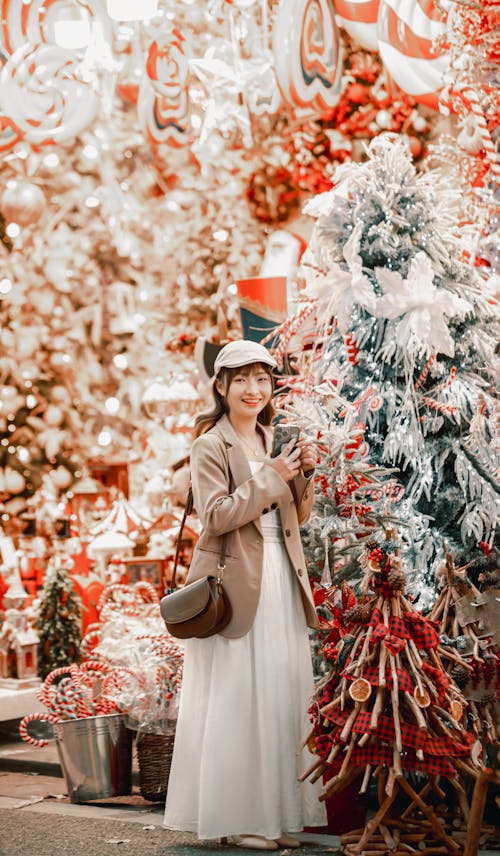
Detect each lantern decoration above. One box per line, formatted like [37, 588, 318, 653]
[334, 0, 380, 52]
[0, 43, 99, 144]
[138, 28, 191, 147]
[377, 0, 452, 110]
[273, 0, 343, 112]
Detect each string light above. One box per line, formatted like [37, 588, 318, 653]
[97, 429, 113, 446]
[105, 397, 120, 414]
[113, 354, 128, 369]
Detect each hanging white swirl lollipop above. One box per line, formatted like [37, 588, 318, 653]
[272, 0, 343, 112]
[0, 0, 111, 54]
[0, 43, 99, 144]
[138, 29, 191, 147]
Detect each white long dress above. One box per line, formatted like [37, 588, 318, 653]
[164, 461, 326, 840]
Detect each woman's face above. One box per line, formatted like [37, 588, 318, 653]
[219, 364, 273, 420]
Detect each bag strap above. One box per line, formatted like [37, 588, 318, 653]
[171, 486, 227, 589]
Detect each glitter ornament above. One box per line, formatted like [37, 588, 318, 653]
[1, 180, 45, 227]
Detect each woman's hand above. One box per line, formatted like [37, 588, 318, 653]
[265, 440, 302, 481]
[297, 438, 317, 476]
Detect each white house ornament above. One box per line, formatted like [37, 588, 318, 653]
[272, 0, 343, 112]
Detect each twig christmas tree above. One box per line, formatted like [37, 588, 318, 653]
[430, 554, 499, 749]
[304, 534, 482, 855]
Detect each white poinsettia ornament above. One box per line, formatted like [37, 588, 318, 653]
[371, 253, 472, 357]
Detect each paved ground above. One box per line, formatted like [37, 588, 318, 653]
[0, 721, 497, 856]
[0, 808, 340, 856]
[0, 722, 341, 856]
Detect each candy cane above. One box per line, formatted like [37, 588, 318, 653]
[175, 664, 183, 692]
[133, 581, 159, 603]
[431, 366, 457, 394]
[462, 88, 500, 183]
[19, 712, 60, 747]
[420, 396, 457, 416]
[37, 666, 73, 708]
[414, 355, 435, 390]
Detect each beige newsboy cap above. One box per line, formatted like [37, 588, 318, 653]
[213, 340, 277, 376]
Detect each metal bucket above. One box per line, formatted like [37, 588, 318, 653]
[55, 713, 133, 803]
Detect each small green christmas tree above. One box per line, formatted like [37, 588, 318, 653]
[37, 555, 82, 680]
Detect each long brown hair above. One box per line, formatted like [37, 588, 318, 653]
[194, 363, 276, 437]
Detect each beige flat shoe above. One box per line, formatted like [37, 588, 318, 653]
[274, 834, 301, 848]
[233, 835, 279, 850]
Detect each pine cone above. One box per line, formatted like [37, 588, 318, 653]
[344, 602, 372, 625]
[387, 567, 406, 592]
[450, 665, 469, 687]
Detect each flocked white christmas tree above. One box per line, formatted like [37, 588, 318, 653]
[297, 135, 499, 591]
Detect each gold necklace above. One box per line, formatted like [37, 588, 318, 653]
[236, 432, 264, 458]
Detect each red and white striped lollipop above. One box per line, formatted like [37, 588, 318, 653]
[273, 0, 343, 112]
[377, 0, 452, 109]
[0, 42, 99, 144]
[138, 28, 191, 147]
[334, 0, 380, 52]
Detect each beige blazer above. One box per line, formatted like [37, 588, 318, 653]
[186, 414, 319, 638]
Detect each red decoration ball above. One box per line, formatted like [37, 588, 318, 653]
[346, 83, 369, 105]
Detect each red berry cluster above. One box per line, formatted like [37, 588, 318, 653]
[368, 547, 384, 563]
[322, 642, 339, 662]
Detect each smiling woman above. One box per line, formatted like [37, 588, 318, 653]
[164, 339, 326, 847]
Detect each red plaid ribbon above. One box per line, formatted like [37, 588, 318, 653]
[389, 616, 410, 639]
[371, 622, 388, 642]
[425, 731, 473, 757]
[325, 710, 427, 752]
[360, 664, 413, 693]
[369, 608, 383, 628]
[314, 734, 333, 759]
[422, 662, 450, 703]
[347, 745, 455, 776]
[384, 635, 406, 654]
[404, 613, 440, 650]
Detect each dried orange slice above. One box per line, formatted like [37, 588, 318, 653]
[471, 739, 483, 767]
[450, 700, 463, 722]
[349, 678, 372, 702]
[414, 686, 431, 708]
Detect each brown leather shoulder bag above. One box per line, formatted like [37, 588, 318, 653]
[160, 488, 232, 639]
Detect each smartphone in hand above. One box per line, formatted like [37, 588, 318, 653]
[271, 424, 300, 458]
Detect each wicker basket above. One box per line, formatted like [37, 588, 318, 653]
[136, 730, 175, 802]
